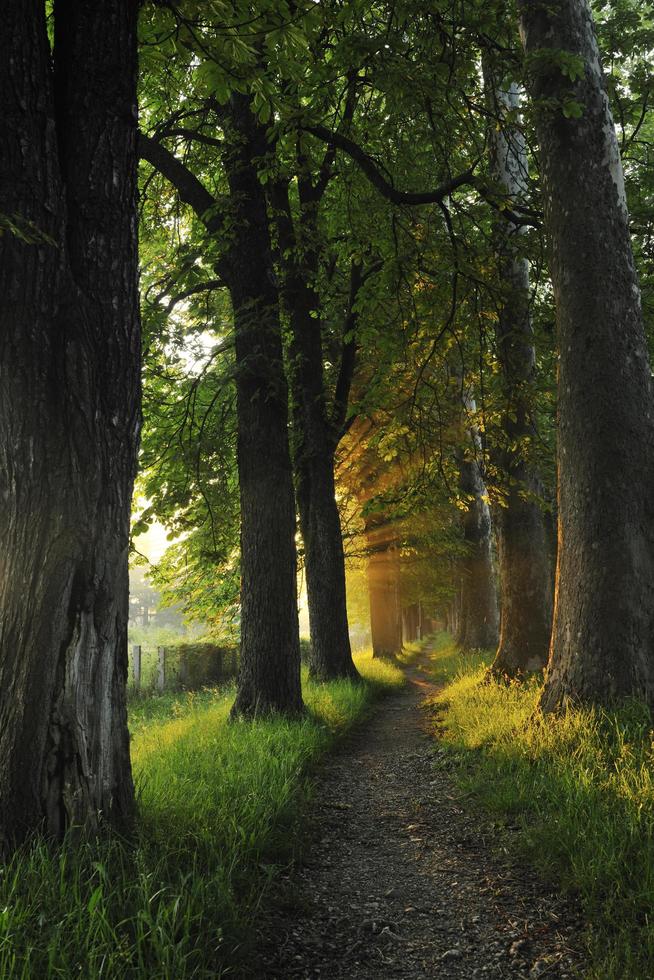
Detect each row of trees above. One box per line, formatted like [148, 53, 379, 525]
[0, 0, 652, 846]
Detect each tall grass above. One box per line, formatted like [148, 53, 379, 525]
[0, 652, 402, 979]
[425, 634, 654, 979]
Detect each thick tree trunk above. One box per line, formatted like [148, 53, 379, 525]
[273, 182, 359, 682]
[0, 0, 139, 844]
[224, 97, 304, 718]
[366, 521, 403, 658]
[484, 76, 553, 678]
[519, 0, 654, 709]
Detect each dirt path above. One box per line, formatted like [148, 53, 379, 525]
[255, 658, 582, 979]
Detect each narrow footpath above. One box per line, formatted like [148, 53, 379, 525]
[256, 657, 583, 979]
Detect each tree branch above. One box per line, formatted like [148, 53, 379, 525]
[138, 133, 221, 231]
[311, 75, 359, 202]
[304, 123, 541, 226]
[162, 278, 226, 313]
[304, 124, 477, 205]
[330, 258, 383, 445]
[156, 127, 224, 148]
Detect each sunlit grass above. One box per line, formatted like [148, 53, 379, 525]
[0, 650, 403, 978]
[426, 633, 654, 979]
[398, 629, 488, 677]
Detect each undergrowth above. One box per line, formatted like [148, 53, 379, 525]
[0, 651, 403, 978]
[425, 633, 654, 979]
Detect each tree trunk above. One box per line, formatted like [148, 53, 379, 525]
[285, 274, 358, 683]
[403, 604, 421, 644]
[455, 387, 500, 650]
[366, 521, 403, 658]
[519, 0, 654, 709]
[450, 590, 461, 640]
[0, 0, 139, 844]
[138, 98, 304, 717]
[457, 455, 500, 649]
[402, 607, 412, 645]
[224, 96, 304, 718]
[296, 454, 360, 681]
[272, 181, 359, 682]
[484, 74, 553, 678]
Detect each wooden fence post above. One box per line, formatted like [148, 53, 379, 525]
[157, 646, 166, 693]
[132, 644, 142, 689]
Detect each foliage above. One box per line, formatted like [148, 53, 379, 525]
[134, 298, 240, 631]
[134, 0, 538, 623]
[425, 634, 654, 979]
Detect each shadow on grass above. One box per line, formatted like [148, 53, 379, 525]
[421, 633, 654, 979]
[0, 650, 403, 979]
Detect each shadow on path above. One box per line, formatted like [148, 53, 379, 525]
[255, 654, 582, 979]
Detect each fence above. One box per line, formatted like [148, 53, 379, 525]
[129, 642, 239, 694]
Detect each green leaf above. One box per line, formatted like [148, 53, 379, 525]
[562, 99, 584, 119]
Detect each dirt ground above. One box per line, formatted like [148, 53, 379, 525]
[254, 656, 583, 979]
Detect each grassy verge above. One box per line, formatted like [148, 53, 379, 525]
[423, 633, 654, 979]
[0, 652, 403, 979]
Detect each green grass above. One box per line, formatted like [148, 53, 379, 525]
[128, 685, 229, 730]
[424, 633, 654, 979]
[0, 652, 403, 979]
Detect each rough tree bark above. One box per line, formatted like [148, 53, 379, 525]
[519, 0, 654, 709]
[272, 179, 360, 682]
[484, 73, 553, 678]
[222, 97, 304, 717]
[0, 0, 139, 844]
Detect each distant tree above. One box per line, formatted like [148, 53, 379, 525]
[455, 410, 500, 651]
[365, 515, 404, 658]
[0, 0, 139, 843]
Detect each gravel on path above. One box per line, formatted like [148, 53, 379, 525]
[254, 658, 583, 979]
